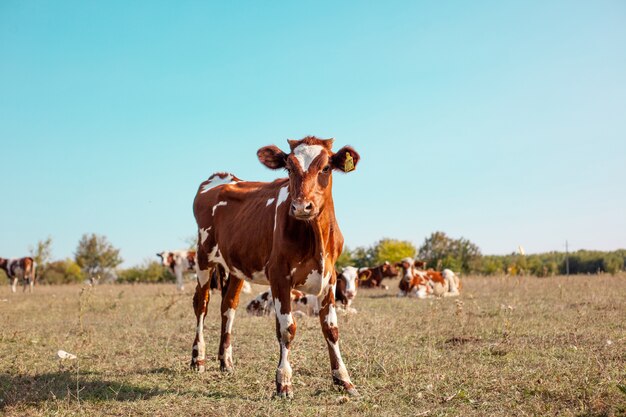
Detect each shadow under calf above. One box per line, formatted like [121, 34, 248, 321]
[0, 370, 167, 408]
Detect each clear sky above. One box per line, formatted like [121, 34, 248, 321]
[1, 1, 625, 267]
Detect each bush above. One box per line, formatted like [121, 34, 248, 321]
[117, 261, 174, 284]
[40, 259, 85, 284]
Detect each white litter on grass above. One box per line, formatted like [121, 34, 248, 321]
[606, 340, 613, 346]
[57, 350, 77, 360]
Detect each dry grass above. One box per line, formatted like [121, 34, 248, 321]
[1, 275, 625, 416]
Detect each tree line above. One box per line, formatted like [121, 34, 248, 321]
[2, 232, 623, 285]
[338, 231, 625, 276]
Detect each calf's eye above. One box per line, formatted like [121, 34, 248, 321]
[322, 165, 331, 174]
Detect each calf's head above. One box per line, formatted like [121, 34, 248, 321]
[395, 258, 416, 282]
[156, 252, 175, 267]
[381, 261, 399, 277]
[257, 136, 360, 221]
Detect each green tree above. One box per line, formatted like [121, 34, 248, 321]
[350, 246, 375, 268]
[335, 247, 354, 269]
[418, 231, 481, 273]
[371, 238, 416, 265]
[74, 233, 123, 280]
[29, 236, 53, 267]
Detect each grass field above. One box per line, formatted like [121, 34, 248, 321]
[1, 275, 625, 416]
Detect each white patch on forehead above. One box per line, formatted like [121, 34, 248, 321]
[342, 266, 358, 281]
[266, 198, 275, 206]
[212, 201, 227, 216]
[200, 174, 237, 193]
[293, 144, 324, 171]
[341, 267, 359, 293]
[199, 227, 211, 244]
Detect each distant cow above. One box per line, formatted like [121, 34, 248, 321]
[396, 258, 430, 298]
[191, 136, 361, 397]
[395, 258, 461, 298]
[156, 250, 197, 291]
[246, 289, 320, 317]
[156, 250, 251, 294]
[0, 257, 36, 293]
[358, 261, 398, 289]
[335, 266, 365, 312]
[247, 269, 361, 317]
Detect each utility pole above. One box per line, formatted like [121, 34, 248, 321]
[565, 240, 570, 276]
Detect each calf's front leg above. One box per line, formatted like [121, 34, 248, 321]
[318, 288, 358, 396]
[272, 285, 296, 398]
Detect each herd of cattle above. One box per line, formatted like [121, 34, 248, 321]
[3, 137, 462, 399]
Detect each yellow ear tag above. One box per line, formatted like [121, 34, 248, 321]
[344, 152, 355, 172]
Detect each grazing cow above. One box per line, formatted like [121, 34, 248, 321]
[0, 257, 36, 293]
[156, 250, 197, 291]
[358, 261, 398, 289]
[191, 136, 360, 398]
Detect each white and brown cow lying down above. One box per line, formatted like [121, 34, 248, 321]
[0, 257, 37, 293]
[191, 136, 361, 398]
[246, 288, 320, 317]
[395, 258, 461, 298]
[247, 266, 365, 317]
[357, 261, 398, 289]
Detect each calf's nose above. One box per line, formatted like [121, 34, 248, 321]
[291, 200, 314, 216]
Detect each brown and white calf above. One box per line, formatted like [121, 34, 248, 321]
[396, 258, 430, 298]
[191, 136, 360, 398]
[156, 250, 197, 291]
[396, 258, 461, 298]
[335, 266, 364, 312]
[357, 261, 398, 289]
[0, 257, 36, 293]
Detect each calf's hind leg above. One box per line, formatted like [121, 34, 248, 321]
[190, 265, 213, 372]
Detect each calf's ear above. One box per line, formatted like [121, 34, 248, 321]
[331, 146, 360, 173]
[257, 145, 288, 169]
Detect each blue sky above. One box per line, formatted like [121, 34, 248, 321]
[1, 1, 625, 267]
